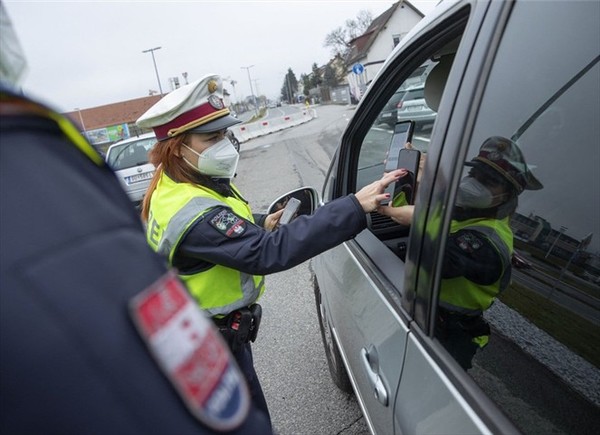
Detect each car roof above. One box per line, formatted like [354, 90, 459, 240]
[109, 132, 156, 147]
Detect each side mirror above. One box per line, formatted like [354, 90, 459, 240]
[267, 187, 319, 219]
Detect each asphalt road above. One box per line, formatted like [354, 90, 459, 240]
[232, 104, 371, 435]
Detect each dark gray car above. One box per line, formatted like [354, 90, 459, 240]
[311, 1, 600, 434]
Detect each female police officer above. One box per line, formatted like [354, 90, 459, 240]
[136, 74, 404, 426]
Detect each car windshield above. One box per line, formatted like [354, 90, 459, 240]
[106, 137, 156, 170]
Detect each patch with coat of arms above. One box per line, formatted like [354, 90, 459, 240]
[209, 209, 247, 238]
[129, 270, 250, 431]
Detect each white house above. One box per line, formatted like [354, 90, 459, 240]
[345, 1, 424, 101]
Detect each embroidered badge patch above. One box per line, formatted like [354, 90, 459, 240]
[208, 94, 224, 110]
[209, 209, 246, 238]
[129, 271, 249, 431]
[455, 232, 483, 253]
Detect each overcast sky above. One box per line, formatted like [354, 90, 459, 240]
[3, 0, 437, 112]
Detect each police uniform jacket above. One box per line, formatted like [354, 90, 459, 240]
[0, 85, 271, 434]
[146, 170, 367, 316]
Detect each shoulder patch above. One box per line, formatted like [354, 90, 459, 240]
[455, 231, 484, 253]
[129, 270, 250, 431]
[209, 209, 247, 238]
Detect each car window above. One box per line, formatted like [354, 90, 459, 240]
[357, 59, 442, 195]
[437, 1, 600, 433]
[107, 137, 156, 170]
[354, 43, 460, 250]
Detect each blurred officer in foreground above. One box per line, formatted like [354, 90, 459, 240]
[0, 5, 271, 433]
[379, 137, 542, 369]
[136, 74, 403, 426]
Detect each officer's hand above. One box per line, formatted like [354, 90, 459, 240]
[377, 204, 415, 226]
[354, 169, 406, 213]
[264, 209, 284, 231]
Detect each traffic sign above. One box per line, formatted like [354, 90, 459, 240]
[352, 63, 364, 75]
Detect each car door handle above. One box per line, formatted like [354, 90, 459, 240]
[361, 347, 389, 406]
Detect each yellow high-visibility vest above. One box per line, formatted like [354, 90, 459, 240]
[146, 172, 265, 316]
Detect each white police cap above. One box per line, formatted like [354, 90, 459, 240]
[136, 74, 240, 141]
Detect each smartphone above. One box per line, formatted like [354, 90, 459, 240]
[279, 197, 301, 225]
[394, 148, 421, 204]
[382, 121, 415, 205]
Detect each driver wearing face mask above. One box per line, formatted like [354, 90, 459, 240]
[136, 74, 403, 428]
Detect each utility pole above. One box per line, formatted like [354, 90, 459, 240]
[241, 65, 259, 117]
[142, 46, 164, 96]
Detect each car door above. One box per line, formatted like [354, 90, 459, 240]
[395, 1, 600, 434]
[312, 2, 494, 433]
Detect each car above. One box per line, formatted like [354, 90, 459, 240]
[309, 1, 600, 434]
[376, 85, 436, 140]
[226, 130, 240, 152]
[511, 251, 533, 269]
[376, 89, 406, 127]
[396, 85, 436, 123]
[105, 132, 157, 207]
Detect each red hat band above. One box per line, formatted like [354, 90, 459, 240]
[153, 100, 229, 141]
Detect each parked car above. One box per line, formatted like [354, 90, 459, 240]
[226, 130, 240, 152]
[105, 133, 157, 207]
[396, 85, 435, 123]
[308, 1, 600, 434]
[376, 85, 436, 143]
[376, 89, 406, 127]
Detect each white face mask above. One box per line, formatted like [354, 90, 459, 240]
[182, 138, 239, 179]
[455, 176, 506, 209]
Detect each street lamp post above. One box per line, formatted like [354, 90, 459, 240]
[545, 225, 568, 259]
[74, 108, 88, 140]
[241, 65, 259, 117]
[142, 46, 164, 96]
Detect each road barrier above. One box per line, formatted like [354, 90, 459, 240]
[230, 108, 317, 143]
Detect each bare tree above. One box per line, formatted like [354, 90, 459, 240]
[324, 10, 373, 56]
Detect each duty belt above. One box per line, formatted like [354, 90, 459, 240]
[213, 304, 262, 352]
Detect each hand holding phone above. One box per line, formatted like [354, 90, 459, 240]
[279, 197, 301, 225]
[382, 121, 415, 205]
[395, 148, 421, 204]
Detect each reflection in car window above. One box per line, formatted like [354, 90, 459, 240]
[442, 2, 600, 433]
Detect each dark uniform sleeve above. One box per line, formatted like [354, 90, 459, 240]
[252, 213, 267, 229]
[174, 195, 367, 275]
[441, 229, 504, 285]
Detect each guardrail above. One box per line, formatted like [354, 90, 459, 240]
[230, 108, 317, 143]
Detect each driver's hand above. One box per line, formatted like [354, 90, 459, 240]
[405, 142, 426, 184]
[377, 204, 415, 226]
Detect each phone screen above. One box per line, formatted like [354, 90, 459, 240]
[279, 197, 301, 225]
[382, 121, 415, 205]
[395, 148, 421, 204]
[384, 121, 415, 172]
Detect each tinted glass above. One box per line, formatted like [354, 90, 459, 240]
[107, 137, 156, 170]
[440, 1, 600, 433]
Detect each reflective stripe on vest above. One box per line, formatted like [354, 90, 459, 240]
[439, 217, 513, 315]
[147, 172, 265, 316]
